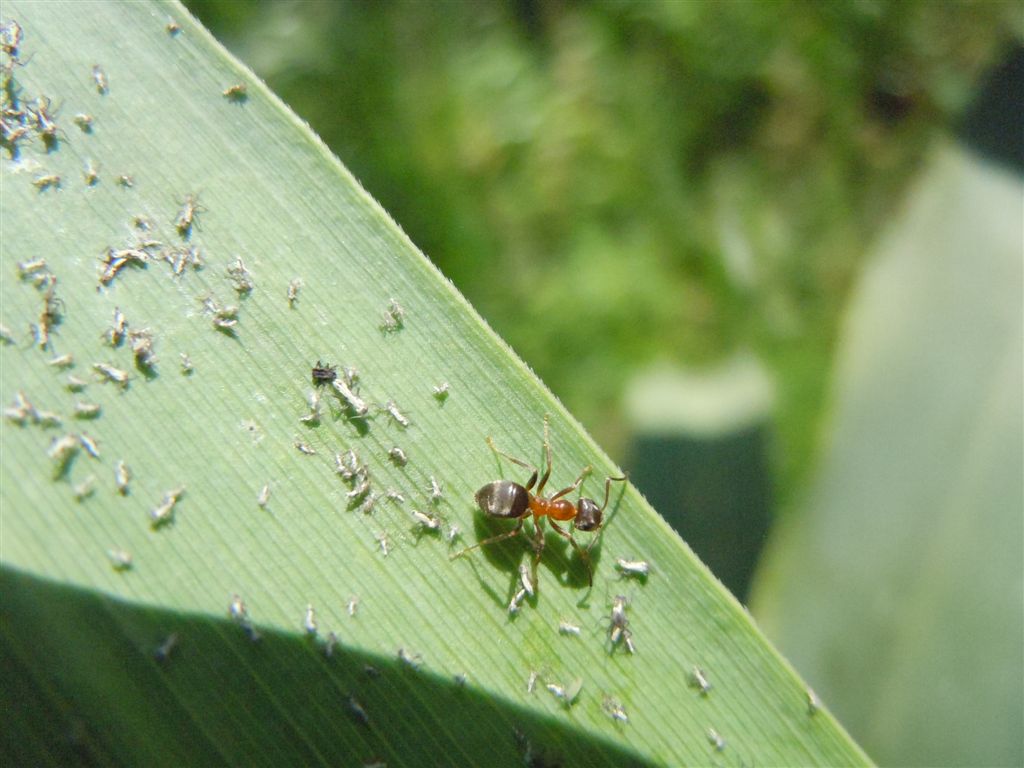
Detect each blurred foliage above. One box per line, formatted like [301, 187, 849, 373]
[185, 0, 1015, 503]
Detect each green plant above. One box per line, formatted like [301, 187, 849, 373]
[1, 3, 869, 765]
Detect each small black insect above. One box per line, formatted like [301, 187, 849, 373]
[311, 360, 337, 387]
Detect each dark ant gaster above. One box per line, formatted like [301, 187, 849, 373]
[451, 415, 626, 587]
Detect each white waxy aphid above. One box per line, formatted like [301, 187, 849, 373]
[74, 113, 94, 131]
[347, 695, 369, 726]
[93, 362, 129, 387]
[228, 594, 249, 623]
[518, 564, 534, 598]
[257, 483, 270, 509]
[689, 666, 712, 696]
[128, 328, 157, 368]
[385, 488, 405, 504]
[150, 486, 185, 529]
[375, 531, 390, 557]
[807, 687, 821, 715]
[294, 438, 316, 455]
[66, 375, 88, 391]
[411, 509, 440, 531]
[5, 391, 35, 424]
[546, 678, 583, 706]
[32, 174, 60, 191]
[508, 587, 527, 615]
[175, 193, 201, 235]
[34, 410, 62, 427]
[16, 258, 47, 278]
[428, 476, 443, 503]
[347, 469, 371, 500]
[432, 382, 449, 400]
[446, 524, 461, 545]
[323, 631, 339, 658]
[0, 324, 15, 345]
[602, 696, 629, 724]
[526, 670, 538, 694]
[383, 399, 410, 428]
[222, 83, 247, 100]
[302, 604, 317, 636]
[387, 446, 407, 466]
[707, 728, 726, 752]
[226, 256, 254, 294]
[48, 352, 73, 368]
[91, 64, 109, 94]
[380, 297, 405, 332]
[614, 558, 650, 578]
[106, 307, 127, 346]
[83, 158, 99, 186]
[179, 353, 193, 374]
[115, 460, 130, 494]
[359, 491, 381, 515]
[558, 620, 581, 637]
[335, 448, 361, 480]
[47, 433, 79, 462]
[78, 433, 100, 458]
[73, 476, 96, 500]
[107, 548, 132, 571]
[299, 389, 321, 424]
[346, 595, 359, 617]
[154, 633, 179, 663]
[287, 278, 302, 308]
[397, 648, 422, 670]
[331, 379, 368, 417]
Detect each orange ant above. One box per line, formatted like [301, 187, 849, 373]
[451, 416, 626, 588]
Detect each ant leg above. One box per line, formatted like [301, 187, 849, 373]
[550, 465, 593, 501]
[549, 520, 593, 587]
[449, 518, 525, 560]
[537, 415, 553, 494]
[486, 436, 540, 492]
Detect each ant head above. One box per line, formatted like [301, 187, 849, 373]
[475, 480, 530, 520]
[575, 497, 603, 531]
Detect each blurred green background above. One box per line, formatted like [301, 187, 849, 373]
[184, 2, 1022, 765]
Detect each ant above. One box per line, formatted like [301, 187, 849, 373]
[451, 416, 626, 588]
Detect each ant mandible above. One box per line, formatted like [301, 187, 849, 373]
[451, 415, 627, 588]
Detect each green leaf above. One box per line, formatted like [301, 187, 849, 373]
[1, 2, 869, 766]
[751, 142, 1024, 767]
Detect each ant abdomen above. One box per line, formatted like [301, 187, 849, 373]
[475, 480, 530, 519]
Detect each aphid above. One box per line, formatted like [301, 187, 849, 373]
[302, 604, 317, 636]
[48, 433, 79, 466]
[346, 695, 369, 726]
[602, 696, 629, 724]
[383, 399, 410, 428]
[93, 362, 129, 388]
[107, 548, 133, 571]
[558, 620, 581, 637]
[257, 483, 270, 509]
[154, 632, 179, 663]
[32, 173, 60, 191]
[73, 475, 96, 500]
[347, 468, 372, 499]
[294, 437, 316, 455]
[150, 486, 184, 529]
[114, 460, 130, 494]
[29, 96, 60, 146]
[115, 173, 134, 188]
[363, 664, 381, 678]
[179, 352, 193, 374]
[228, 594, 249, 623]
[73, 401, 101, 419]
[82, 158, 99, 185]
[428, 476, 443, 503]
[222, 83, 247, 102]
[446, 523, 461, 545]
[17, 257, 48, 279]
[806, 687, 821, 716]
[175, 193, 202, 237]
[518, 564, 535, 598]
[212, 305, 238, 331]
[48, 352, 73, 368]
[3, 391, 32, 424]
[346, 595, 359, 617]
[91, 64, 109, 94]
[334, 449, 361, 480]
[128, 328, 157, 368]
[508, 587, 527, 615]
[226, 256, 253, 294]
[608, 595, 636, 654]
[614, 558, 650, 579]
[358, 491, 381, 515]
[526, 670, 538, 694]
[380, 297, 405, 332]
[706, 728, 726, 752]
[411, 509, 440, 531]
[454, 672, 468, 687]
[330, 378, 368, 417]
[165, 18, 181, 35]
[385, 488, 405, 504]
[432, 382, 450, 401]
[451, 416, 628, 587]
[310, 360, 337, 387]
[30, 321, 49, 350]
[375, 530, 391, 557]
[34, 409, 61, 427]
[689, 666, 712, 696]
[73, 113, 93, 132]
[547, 677, 583, 707]
[98, 246, 147, 286]
[322, 631, 339, 658]
[105, 307, 127, 346]
[286, 277, 302, 308]
[163, 244, 203, 276]
[397, 648, 422, 670]
[66, 374, 87, 391]
[0, 324, 15, 345]
[1, 19, 24, 60]
[387, 446, 407, 466]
